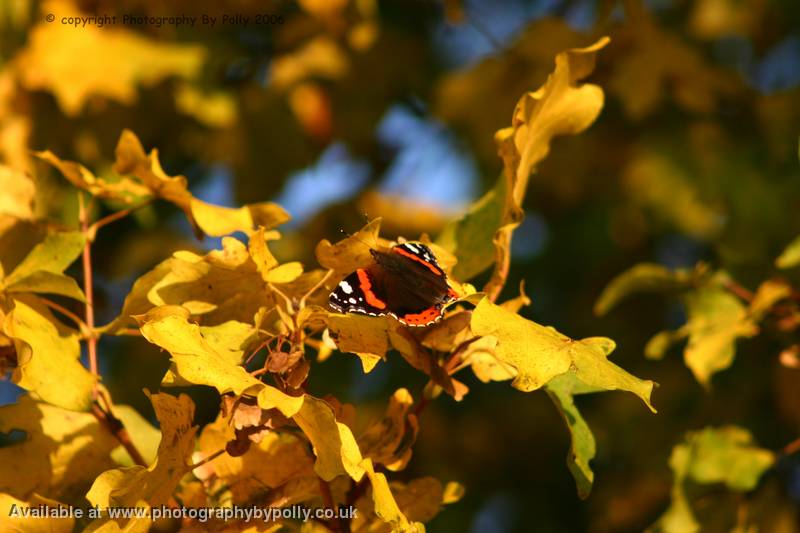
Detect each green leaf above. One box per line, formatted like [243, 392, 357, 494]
[436, 174, 505, 281]
[545, 373, 597, 499]
[776, 234, 800, 269]
[3, 296, 96, 411]
[3, 231, 85, 287]
[681, 426, 775, 491]
[4, 271, 86, 302]
[682, 286, 758, 386]
[651, 426, 774, 532]
[594, 263, 696, 316]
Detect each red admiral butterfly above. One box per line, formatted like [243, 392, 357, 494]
[328, 242, 457, 327]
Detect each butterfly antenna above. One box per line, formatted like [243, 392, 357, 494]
[338, 227, 377, 250]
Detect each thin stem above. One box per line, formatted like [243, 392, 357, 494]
[91, 399, 147, 467]
[781, 436, 800, 457]
[318, 477, 342, 531]
[86, 199, 153, 242]
[191, 448, 226, 471]
[78, 193, 98, 390]
[39, 296, 89, 335]
[115, 328, 143, 336]
[412, 395, 430, 417]
[724, 280, 754, 303]
[298, 269, 333, 309]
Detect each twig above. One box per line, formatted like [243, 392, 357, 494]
[780, 436, 800, 457]
[114, 328, 143, 336]
[78, 193, 99, 392]
[318, 477, 342, 531]
[298, 269, 333, 309]
[86, 199, 154, 242]
[39, 296, 89, 335]
[444, 336, 480, 374]
[91, 399, 148, 467]
[191, 448, 226, 471]
[724, 280, 754, 303]
[412, 395, 430, 417]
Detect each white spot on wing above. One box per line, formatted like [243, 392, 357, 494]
[340, 281, 353, 294]
[348, 297, 357, 304]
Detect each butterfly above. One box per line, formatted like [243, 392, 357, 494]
[328, 242, 457, 327]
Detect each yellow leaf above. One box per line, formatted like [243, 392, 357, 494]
[776, 234, 800, 269]
[0, 394, 117, 501]
[359, 458, 413, 532]
[174, 83, 237, 128]
[461, 335, 518, 383]
[139, 310, 271, 397]
[112, 130, 289, 237]
[16, 0, 204, 115]
[358, 388, 419, 471]
[388, 324, 469, 401]
[499, 281, 532, 313]
[4, 296, 96, 411]
[4, 270, 85, 302]
[471, 299, 656, 411]
[495, 37, 609, 206]
[3, 231, 85, 286]
[594, 262, 699, 316]
[610, 13, 740, 119]
[294, 396, 365, 481]
[86, 392, 197, 531]
[141, 237, 277, 324]
[622, 153, 722, 239]
[327, 313, 391, 358]
[0, 493, 75, 532]
[478, 37, 608, 296]
[749, 279, 791, 320]
[0, 164, 35, 219]
[249, 228, 303, 284]
[197, 414, 317, 505]
[270, 37, 349, 90]
[315, 218, 381, 276]
[110, 405, 161, 468]
[34, 149, 150, 204]
[470, 299, 572, 392]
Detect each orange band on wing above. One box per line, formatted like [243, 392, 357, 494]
[393, 246, 442, 275]
[356, 269, 386, 309]
[400, 306, 442, 326]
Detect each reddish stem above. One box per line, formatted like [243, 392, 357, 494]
[78, 194, 98, 389]
[318, 477, 342, 531]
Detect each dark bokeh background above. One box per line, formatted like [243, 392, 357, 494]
[2, 0, 800, 531]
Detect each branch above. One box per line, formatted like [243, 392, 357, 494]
[39, 296, 89, 336]
[86, 198, 154, 242]
[78, 193, 99, 393]
[318, 477, 342, 532]
[92, 396, 147, 467]
[191, 448, 226, 471]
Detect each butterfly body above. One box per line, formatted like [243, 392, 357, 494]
[329, 242, 456, 327]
